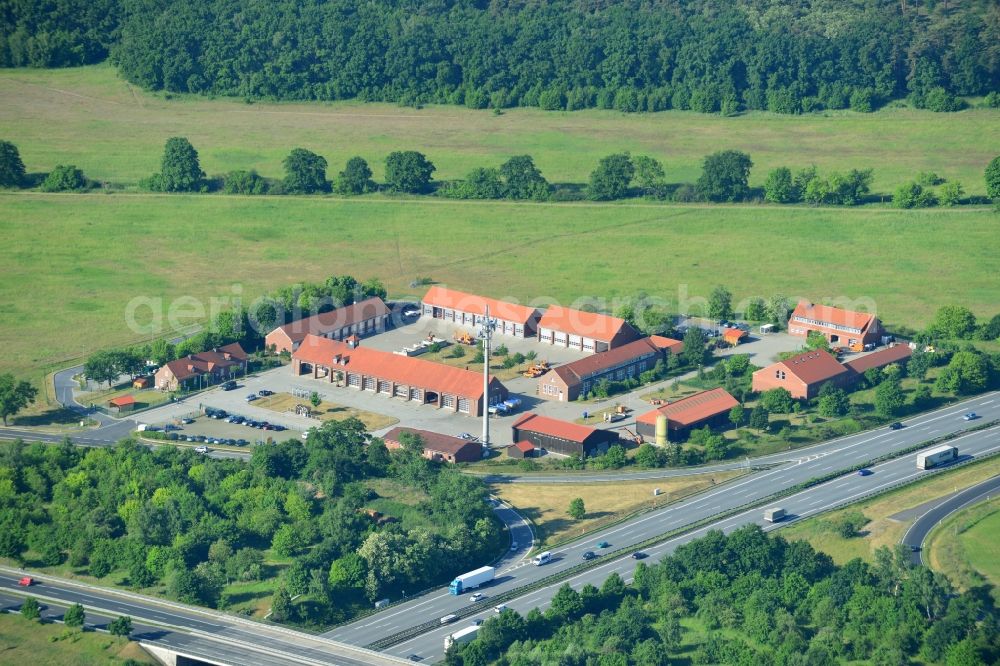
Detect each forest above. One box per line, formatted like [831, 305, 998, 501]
[0, 422, 505, 626]
[446, 526, 999, 666]
[1, 0, 998, 113]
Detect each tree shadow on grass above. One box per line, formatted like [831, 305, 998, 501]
[12, 406, 85, 427]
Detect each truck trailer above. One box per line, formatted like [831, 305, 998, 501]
[445, 625, 480, 650]
[449, 566, 495, 595]
[764, 507, 786, 523]
[916, 445, 958, 470]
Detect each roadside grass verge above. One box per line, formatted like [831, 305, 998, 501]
[779, 457, 1000, 564]
[0, 611, 156, 665]
[492, 471, 744, 547]
[926, 495, 1000, 602]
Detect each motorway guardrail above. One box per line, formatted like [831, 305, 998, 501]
[364, 421, 1000, 650]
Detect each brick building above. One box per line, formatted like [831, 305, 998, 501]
[536, 305, 640, 353]
[420, 286, 541, 338]
[511, 413, 619, 458]
[265, 297, 390, 354]
[751, 350, 851, 400]
[382, 427, 483, 463]
[506, 441, 536, 459]
[635, 388, 739, 440]
[788, 301, 883, 348]
[843, 344, 913, 378]
[537, 336, 680, 402]
[292, 335, 507, 417]
[154, 343, 248, 391]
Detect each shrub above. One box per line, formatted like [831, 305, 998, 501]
[41, 164, 88, 191]
[893, 181, 937, 208]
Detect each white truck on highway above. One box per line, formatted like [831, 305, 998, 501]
[449, 566, 495, 595]
[444, 625, 480, 650]
[764, 507, 786, 523]
[917, 444, 958, 470]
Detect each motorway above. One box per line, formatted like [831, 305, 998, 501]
[901, 474, 1000, 565]
[0, 567, 409, 666]
[326, 392, 1000, 662]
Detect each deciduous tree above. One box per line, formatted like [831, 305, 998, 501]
[385, 151, 435, 193]
[283, 148, 328, 194]
[335, 156, 375, 195]
[0, 373, 37, 425]
[156, 137, 204, 192]
[588, 152, 634, 200]
[697, 150, 753, 202]
[41, 164, 87, 191]
[63, 602, 85, 628]
[568, 497, 585, 520]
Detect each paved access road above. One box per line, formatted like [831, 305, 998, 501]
[327, 392, 1000, 657]
[0, 568, 409, 666]
[380, 427, 1000, 663]
[901, 474, 1000, 566]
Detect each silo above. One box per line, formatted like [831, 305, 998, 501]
[655, 414, 668, 447]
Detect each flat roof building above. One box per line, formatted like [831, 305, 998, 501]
[511, 413, 619, 458]
[292, 335, 507, 417]
[537, 305, 640, 353]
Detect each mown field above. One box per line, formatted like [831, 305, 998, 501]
[927, 494, 1000, 601]
[0, 611, 155, 665]
[1, 64, 998, 194]
[1, 193, 999, 398]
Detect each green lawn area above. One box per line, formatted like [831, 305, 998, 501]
[0, 611, 155, 665]
[2, 193, 998, 402]
[926, 495, 1000, 601]
[1, 64, 998, 194]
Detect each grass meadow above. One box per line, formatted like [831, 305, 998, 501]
[926, 495, 1000, 601]
[1, 64, 999, 408]
[0, 611, 156, 665]
[1, 64, 998, 194]
[1, 193, 998, 398]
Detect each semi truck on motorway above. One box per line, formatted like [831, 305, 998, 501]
[764, 507, 786, 522]
[445, 625, 480, 650]
[917, 444, 958, 470]
[449, 566, 495, 595]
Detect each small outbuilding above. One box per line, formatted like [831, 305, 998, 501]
[511, 413, 619, 458]
[722, 328, 747, 347]
[507, 441, 536, 459]
[108, 395, 136, 413]
[132, 376, 151, 389]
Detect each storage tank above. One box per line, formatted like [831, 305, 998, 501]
[655, 414, 668, 447]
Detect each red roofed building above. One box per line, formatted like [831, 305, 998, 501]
[722, 328, 747, 347]
[154, 343, 248, 391]
[752, 350, 851, 400]
[843, 344, 913, 377]
[788, 301, 883, 348]
[382, 427, 483, 463]
[538, 337, 679, 402]
[108, 395, 137, 413]
[292, 334, 507, 417]
[265, 297, 390, 354]
[537, 305, 640, 353]
[507, 441, 536, 459]
[511, 413, 619, 458]
[636, 388, 739, 439]
[421, 286, 540, 338]
[650, 335, 684, 355]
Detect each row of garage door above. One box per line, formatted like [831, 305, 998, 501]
[425, 306, 526, 337]
[538, 328, 597, 352]
[345, 372, 471, 413]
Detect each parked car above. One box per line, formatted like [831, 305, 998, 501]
[403, 308, 420, 317]
[212, 410, 228, 419]
[597, 541, 610, 549]
[258, 389, 274, 397]
[469, 592, 485, 602]
[180, 418, 194, 424]
[582, 551, 596, 561]
[164, 424, 181, 431]
[246, 394, 259, 402]
[890, 422, 904, 430]
[503, 397, 523, 411]
[488, 403, 510, 415]
[194, 446, 209, 454]
[631, 552, 647, 560]
[221, 380, 237, 391]
[963, 412, 978, 421]
[510, 542, 518, 551]
[858, 469, 872, 476]
[458, 432, 474, 440]
[236, 439, 249, 446]
[167, 433, 179, 441]
[272, 425, 286, 432]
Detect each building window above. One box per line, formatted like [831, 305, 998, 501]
[776, 370, 786, 380]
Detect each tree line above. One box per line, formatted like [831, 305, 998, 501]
[3, 1, 999, 115]
[445, 525, 998, 665]
[7, 137, 1000, 207]
[0, 420, 505, 626]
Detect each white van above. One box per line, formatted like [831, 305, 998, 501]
[532, 551, 552, 566]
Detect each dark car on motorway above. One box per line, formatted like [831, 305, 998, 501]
[890, 422, 904, 430]
[582, 551, 596, 560]
[631, 552, 648, 560]
[857, 468, 872, 476]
